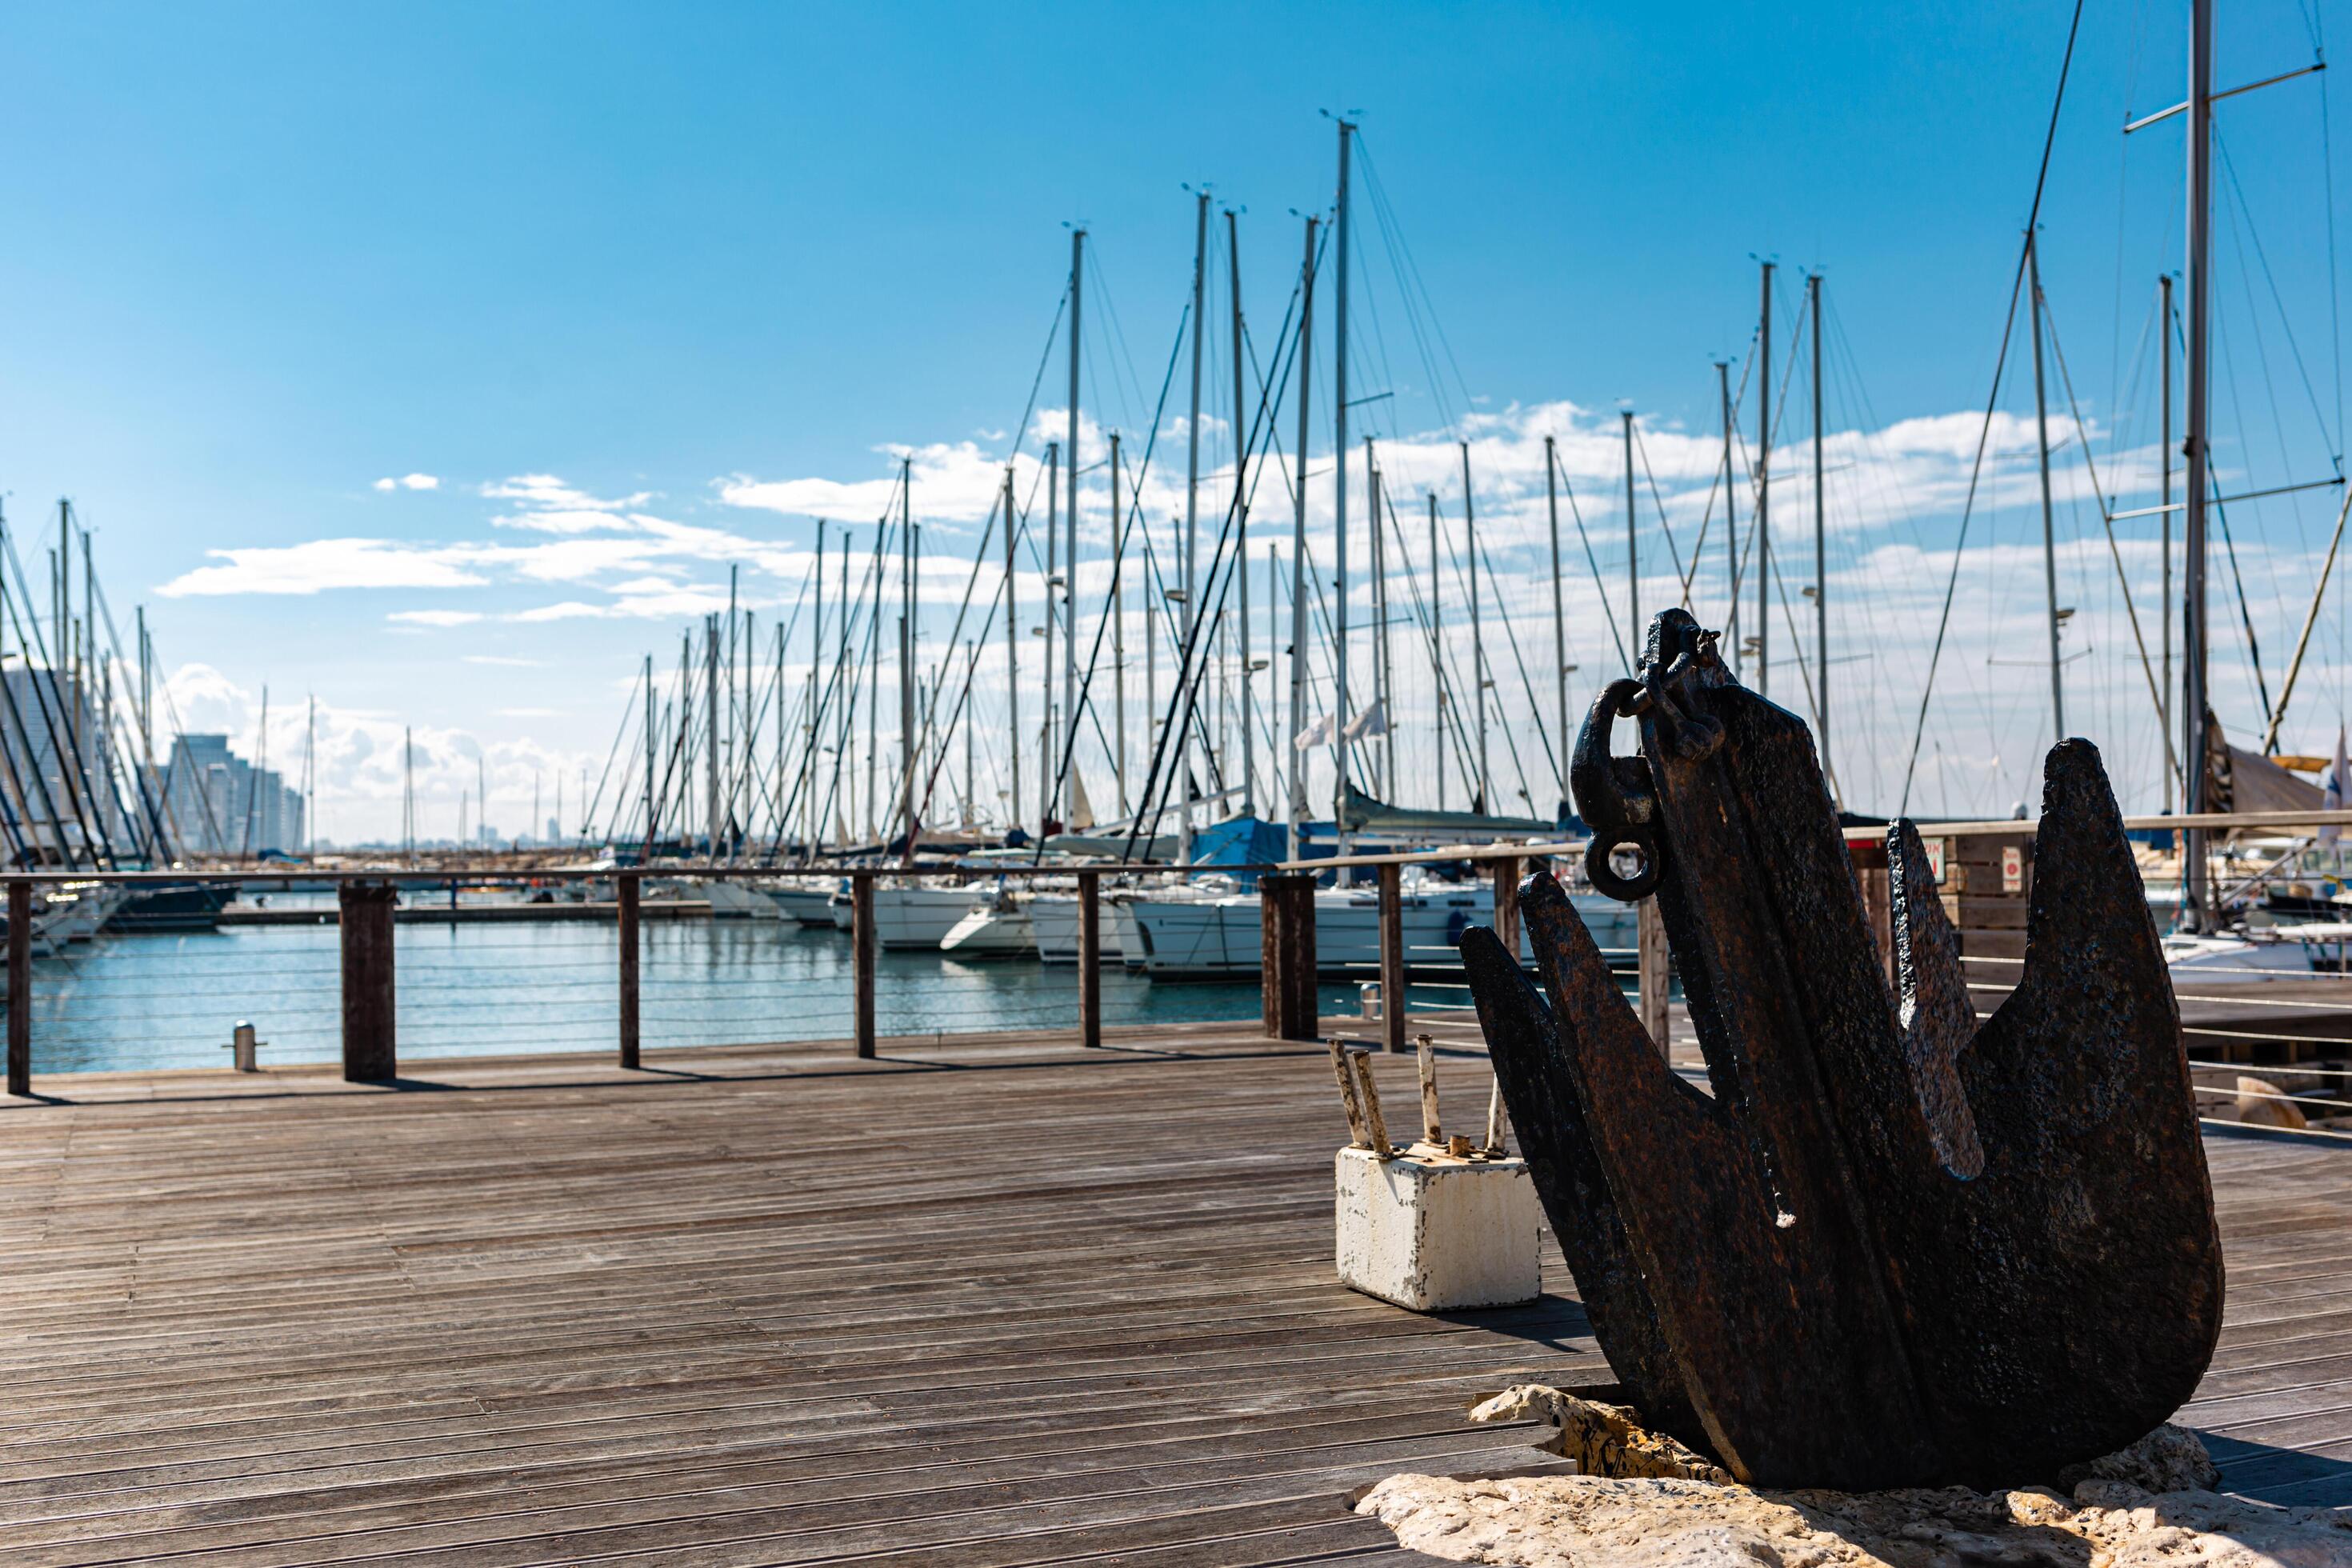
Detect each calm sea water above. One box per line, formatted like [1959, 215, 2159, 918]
[19, 911, 1442, 1075]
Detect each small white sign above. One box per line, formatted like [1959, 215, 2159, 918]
[2002, 844, 2024, 893]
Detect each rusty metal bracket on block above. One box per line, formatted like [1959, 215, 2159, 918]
[1462, 607, 2222, 1490]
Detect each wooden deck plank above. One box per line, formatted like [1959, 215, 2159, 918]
[0, 1020, 2346, 1564]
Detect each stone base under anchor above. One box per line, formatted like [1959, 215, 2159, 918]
[1353, 1386, 2352, 1567]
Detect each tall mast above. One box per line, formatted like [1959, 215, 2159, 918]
[1624, 410, 1638, 656]
[1332, 118, 1354, 858]
[898, 458, 915, 849]
[864, 526, 881, 842]
[2027, 234, 2066, 742]
[1230, 208, 1254, 816]
[1066, 230, 1083, 828]
[1003, 466, 1020, 838]
[1545, 435, 1568, 817]
[1463, 441, 1486, 809]
[1287, 214, 1317, 853]
[705, 611, 721, 854]
[1042, 441, 1058, 830]
[809, 522, 824, 856]
[1757, 261, 1774, 696]
[1811, 271, 1830, 780]
[1430, 490, 1445, 812]
[136, 605, 152, 776]
[1719, 361, 1738, 678]
[1182, 190, 1208, 860]
[2161, 272, 2176, 814]
[1367, 439, 1391, 797]
[2183, 0, 2215, 930]
[963, 638, 976, 824]
[642, 656, 654, 852]
[1111, 432, 1128, 816]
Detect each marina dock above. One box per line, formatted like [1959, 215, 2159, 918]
[0, 1017, 2347, 1564]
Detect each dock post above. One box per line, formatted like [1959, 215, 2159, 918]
[1259, 873, 1318, 1041]
[1490, 854, 1521, 957]
[1637, 896, 1670, 1058]
[852, 872, 876, 1058]
[6, 879, 26, 1097]
[1078, 870, 1101, 1049]
[1377, 863, 1406, 1053]
[338, 880, 398, 1082]
[618, 870, 641, 1070]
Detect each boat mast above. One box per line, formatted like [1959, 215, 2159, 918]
[1546, 434, 1568, 817]
[1111, 432, 1127, 816]
[808, 522, 824, 857]
[1333, 118, 1354, 862]
[1463, 441, 1486, 808]
[1004, 466, 1020, 838]
[1042, 441, 1058, 831]
[2161, 272, 2175, 814]
[1229, 209, 1254, 817]
[1811, 271, 1830, 781]
[898, 457, 915, 850]
[1624, 410, 1638, 661]
[704, 610, 720, 855]
[642, 656, 654, 853]
[2027, 233, 2067, 742]
[1367, 439, 1390, 798]
[1287, 214, 1317, 854]
[1719, 360, 1738, 680]
[863, 526, 881, 842]
[1067, 228, 1084, 825]
[2182, 0, 2214, 930]
[1757, 262, 1774, 696]
[1182, 190, 1208, 862]
[1430, 490, 1444, 812]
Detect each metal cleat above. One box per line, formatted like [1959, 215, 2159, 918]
[1460, 607, 2222, 1490]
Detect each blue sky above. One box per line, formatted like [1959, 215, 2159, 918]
[0, 2, 2342, 839]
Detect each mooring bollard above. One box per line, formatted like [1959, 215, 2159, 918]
[1490, 854, 1521, 958]
[1637, 895, 1669, 1058]
[338, 879, 398, 1082]
[1077, 870, 1101, 1049]
[618, 870, 641, 1070]
[227, 1021, 259, 1073]
[1258, 873, 1317, 1041]
[6, 878, 26, 1098]
[851, 872, 876, 1058]
[1378, 862, 1407, 1053]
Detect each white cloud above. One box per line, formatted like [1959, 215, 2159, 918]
[463, 654, 543, 667]
[387, 609, 483, 627]
[494, 706, 561, 718]
[157, 539, 490, 597]
[481, 474, 650, 511]
[373, 473, 440, 491]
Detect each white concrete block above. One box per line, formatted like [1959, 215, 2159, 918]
[1334, 1144, 1542, 1311]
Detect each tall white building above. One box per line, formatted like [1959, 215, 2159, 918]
[162, 734, 304, 854]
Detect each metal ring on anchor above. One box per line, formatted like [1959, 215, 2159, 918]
[1574, 678, 1665, 903]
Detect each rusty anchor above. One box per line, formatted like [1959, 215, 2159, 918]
[1461, 608, 2222, 1490]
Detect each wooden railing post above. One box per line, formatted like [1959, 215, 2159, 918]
[851, 872, 876, 1058]
[1377, 862, 1407, 1053]
[1491, 854, 1522, 958]
[617, 870, 641, 1070]
[1078, 870, 1101, 1049]
[338, 879, 398, 1082]
[6, 878, 27, 1097]
[1637, 896, 1670, 1058]
[1259, 872, 1318, 1041]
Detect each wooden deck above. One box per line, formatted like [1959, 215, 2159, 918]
[0, 1018, 2347, 1566]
